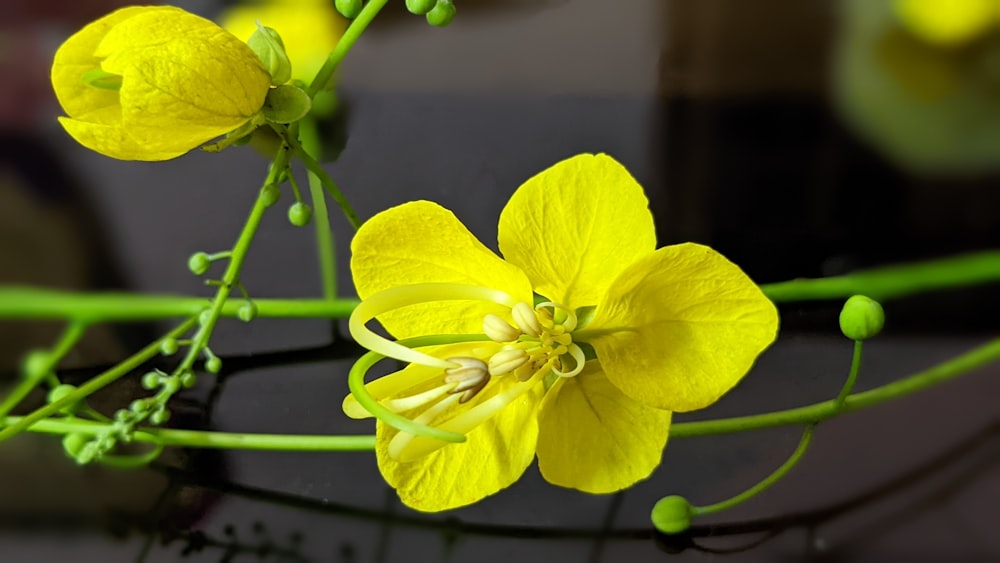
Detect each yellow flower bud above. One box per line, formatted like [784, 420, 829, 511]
[51, 6, 271, 161]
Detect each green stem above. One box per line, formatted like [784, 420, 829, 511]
[286, 136, 361, 230]
[0, 288, 358, 322]
[0, 317, 198, 443]
[307, 0, 390, 97]
[300, 117, 337, 300]
[835, 340, 864, 407]
[0, 321, 87, 419]
[9, 416, 374, 452]
[693, 425, 814, 516]
[760, 251, 1000, 303]
[671, 338, 1000, 438]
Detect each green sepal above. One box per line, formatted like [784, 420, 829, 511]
[81, 69, 123, 90]
[261, 85, 312, 124]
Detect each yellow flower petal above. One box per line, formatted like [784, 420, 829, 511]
[585, 243, 778, 412]
[220, 0, 348, 82]
[497, 153, 655, 309]
[376, 375, 543, 512]
[350, 201, 534, 339]
[57, 117, 192, 161]
[536, 362, 671, 493]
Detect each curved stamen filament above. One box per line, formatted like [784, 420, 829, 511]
[350, 283, 519, 369]
[551, 343, 586, 378]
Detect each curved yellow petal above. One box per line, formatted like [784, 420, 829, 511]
[585, 243, 778, 412]
[376, 376, 543, 512]
[536, 362, 671, 493]
[351, 201, 534, 339]
[57, 117, 191, 161]
[497, 153, 655, 309]
[220, 0, 347, 82]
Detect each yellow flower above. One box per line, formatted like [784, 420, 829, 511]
[220, 0, 348, 84]
[51, 6, 271, 161]
[344, 154, 779, 512]
[893, 0, 999, 47]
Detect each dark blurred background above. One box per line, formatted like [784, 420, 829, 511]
[1, 1, 998, 561]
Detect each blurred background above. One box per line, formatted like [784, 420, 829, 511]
[1, 0, 998, 561]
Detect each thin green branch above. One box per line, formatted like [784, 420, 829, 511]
[0, 321, 87, 419]
[307, 0, 391, 97]
[0, 317, 198, 443]
[671, 338, 1000, 438]
[0, 288, 358, 322]
[761, 251, 1000, 303]
[835, 340, 864, 407]
[300, 117, 338, 300]
[286, 135, 361, 230]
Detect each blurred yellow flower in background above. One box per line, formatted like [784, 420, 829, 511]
[893, 0, 999, 47]
[51, 6, 271, 161]
[220, 0, 348, 84]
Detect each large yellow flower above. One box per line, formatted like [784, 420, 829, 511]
[51, 6, 271, 161]
[344, 154, 779, 512]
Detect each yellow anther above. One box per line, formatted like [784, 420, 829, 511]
[482, 314, 521, 342]
[488, 348, 530, 376]
[443, 357, 491, 403]
[512, 302, 541, 337]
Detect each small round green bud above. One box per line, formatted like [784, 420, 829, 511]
[261, 183, 281, 207]
[335, 0, 363, 19]
[839, 295, 885, 341]
[150, 408, 171, 425]
[130, 399, 150, 413]
[160, 337, 179, 356]
[237, 301, 258, 323]
[21, 350, 49, 379]
[205, 356, 222, 374]
[141, 371, 161, 390]
[188, 252, 211, 276]
[62, 433, 90, 458]
[161, 378, 181, 395]
[288, 202, 313, 227]
[426, 0, 456, 27]
[114, 408, 133, 422]
[75, 442, 99, 464]
[651, 495, 694, 535]
[406, 0, 437, 15]
[180, 372, 197, 389]
[47, 384, 78, 415]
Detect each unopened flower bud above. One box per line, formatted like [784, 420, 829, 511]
[839, 295, 885, 341]
[47, 384, 79, 415]
[248, 24, 291, 85]
[188, 252, 211, 275]
[406, 0, 437, 15]
[651, 495, 693, 535]
[335, 0, 363, 19]
[427, 0, 456, 27]
[288, 202, 313, 227]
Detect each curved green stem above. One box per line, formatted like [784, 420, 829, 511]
[307, 0, 390, 97]
[299, 117, 338, 300]
[286, 135, 361, 229]
[0, 317, 198, 443]
[671, 338, 1000, 438]
[693, 425, 814, 516]
[0, 288, 358, 322]
[761, 251, 1000, 303]
[835, 340, 864, 407]
[10, 416, 374, 452]
[0, 321, 87, 419]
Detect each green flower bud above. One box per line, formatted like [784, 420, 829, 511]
[180, 372, 197, 389]
[160, 337, 179, 356]
[261, 84, 312, 124]
[47, 384, 79, 415]
[238, 301, 258, 323]
[288, 202, 313, 227]
[336, 0, 363, 19]
[21, 349, 49, 379]
[406, 0, 437, 15]
[141, 371, 161, 390]
[188, 252, 211, 275]
[427, 0, 456, 27]
[839, 295, 885, 341]
[248, 24, 292, 86]
[651, 495, 693, 535]
[150, 408, 171, 425]
[260, 183, 281, 207]
[205, 356, 223, 374]
[62, 433, 90, 459]
[130, 399, 150, 413]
